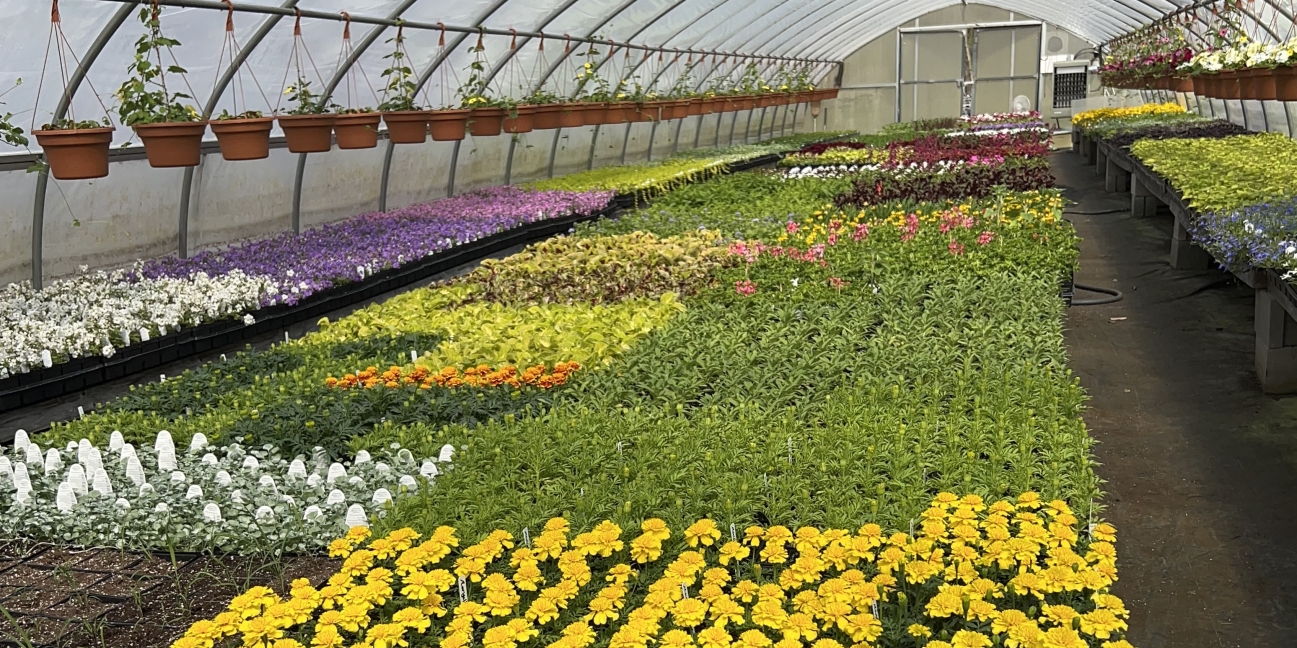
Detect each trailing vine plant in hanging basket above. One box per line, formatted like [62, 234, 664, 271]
[459, 31, 511, 137]
[114, 3, 206, 168]
[379, 22, 434, 144]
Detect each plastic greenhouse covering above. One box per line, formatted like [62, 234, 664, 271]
[6, 0, 1297, 289]
[7, 0, 1297, 156]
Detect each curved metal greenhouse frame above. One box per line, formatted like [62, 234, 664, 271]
[9, 0, 1297, 288]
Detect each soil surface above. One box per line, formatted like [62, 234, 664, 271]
[0, 542, 337, 648]
[1053, 150, 1297, 648]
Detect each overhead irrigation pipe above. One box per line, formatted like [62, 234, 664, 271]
[29, 3, 135, 290]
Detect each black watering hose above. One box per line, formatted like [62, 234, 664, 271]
[1072, 283, 1124, 306]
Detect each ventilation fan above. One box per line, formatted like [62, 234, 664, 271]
[1012, 95, 1033, 112]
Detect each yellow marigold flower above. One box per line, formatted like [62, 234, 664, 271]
[924, 592, 962, 619]
[420, 592, 447, 617]
[1042, 603, 1080, 627]
[454, 601, 489, 623]
[607, 564, 636, 584]
[673, 597, 710, 628]
[710, 595, 745, 627]
[760, 543, 789, 564]
[526, 597, 561, 624]
[782, 613, 818, 642]
[731, 579, 760, 603]
[907, 623, 932, 638]
[586, 596, 620, 625]
[630, 536, 663, 564]
[1092, 522, 1117, 543]
[1080, 609, 1128, 639]
[641, 518, 671, 542]
[736, 629, 773, 648]
[698, 626, 733, 648]
[758, 583, 785, 601]
[310, 626, 344, 648]
[751, 599, 788, 629]
[1041, 626, 1087, 648]
[170, 639, 206, 648]
[715, 541, 751, 565]
[514, 562, 546, 591]
[1101, 642, 1135, 648]
[951, 630, 992, 648]
[660, 629, 695, 648]
[744, 526, 765, 547]
[926, 643, 954, 648]
[328, 538, 354, 559]
[808, 639, 842, 648]
[685, 519, 722, 548]
[773, 639, 803, 648]
[238, 617, 284, 646]
[1016, 492, 1042, 509]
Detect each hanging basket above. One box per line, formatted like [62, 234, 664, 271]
[556, 103, 586, 128]
[1236, 70, 1256, 100]
[604, 102, 633, 124]
[468, 108, 506, 137]
[279, 115, 335, 153]
[1250, 68, 1278, 101]
[582, 102, 608, 126]
[686, 98, 704, 116]
[210, 117, 274, 161]
[631, 102, 659, 123]
[429, 109, 470, 141]
[1275, 66, 1297, 101]
[1217, 70, 1242, 100]
[758, 95, 778, 108]
[383, 111, 431, 144]
[134, 121, 208, 168]
[531, 104, 564, 130]
[503, 105, 537, 134]
[333, 113, 382, 150]
[33, 127, 115, 180]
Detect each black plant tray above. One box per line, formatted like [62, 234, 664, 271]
[0, 205, 614, 414]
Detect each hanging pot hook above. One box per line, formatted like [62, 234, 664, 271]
[340, 11, 351, 41]
[476, 25, 485, 51]
[51, 0, 60, 24]
[510, 28, 517, 51]
[223, 0, 235, 33]
[437, 22, 445, 47]
[293, 7, 302, 37]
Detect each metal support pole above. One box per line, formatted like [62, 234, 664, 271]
[672, 116, 685, 156]
[730, 111, 740, 146]
[448, 140, 461, 196]
[587, 124, 601, 170]
[504, 137, 519, 185]
[620, 123, 633, 165]
[30, 3, 134, 290]
[379, 141, 396, 211]
[693, 114, 704, 149]
[792, 102, 801, 134]
[715, 112, 723, 147]
[178, 0, 299, 259]
[647, 120, 659, 162]
[547, 128, 563, 178]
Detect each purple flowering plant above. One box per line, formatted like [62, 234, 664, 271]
[1189, 199, 1297, 275]
[137, 187, 613, 306]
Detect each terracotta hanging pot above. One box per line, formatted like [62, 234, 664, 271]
[468, 108, 506, 136]
[429, 109, 470, 141]
[334, 113, 382, 149]
[503, 105, 537, 134]
[33, 127, 115, 180]
[600, 102, 629, 124]
[531, 104, 564, 130]
[134, 121, 208, 168]
[382, 111, 430, 144]
[702, 98, 719, 114]
[1218, 70, 1242, 100]
[1191, 74, 1208, 97]
[631, 102, 659, 123]
[686, 98, 704, 116]
[1251, 68, 1278, 101]
[278, 115, 335, 153]
[1236, 69, 1256, 100]
[1275, 66, 1297, 101]
[210, 117, 274, 161]
[581, 103, 607, 126]
[758, 95, 778, 108]
[554, 103, 584, 128]
[674, 99, 695, 119]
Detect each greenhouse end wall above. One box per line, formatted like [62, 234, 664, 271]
[823, 4, 1093, 134]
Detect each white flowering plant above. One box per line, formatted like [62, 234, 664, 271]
[0, 429, 455, 554]
[0, 267, 276, 379]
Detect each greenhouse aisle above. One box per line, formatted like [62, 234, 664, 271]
[1054, 151, 1297, 648]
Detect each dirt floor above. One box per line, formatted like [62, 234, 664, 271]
[1054, 151, 1297, 648]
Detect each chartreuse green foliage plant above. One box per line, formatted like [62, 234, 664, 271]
[1130, 132, 1297, 212]
[577, 172, 857, 240]
[175, 495, 1131, 648]
[451, 231, 738, 306]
